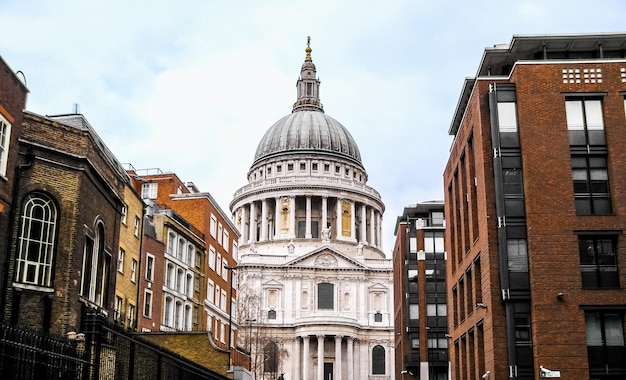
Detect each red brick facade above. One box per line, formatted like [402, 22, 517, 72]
[445, 34, 626, 380]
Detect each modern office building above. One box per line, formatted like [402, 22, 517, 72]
[393, 201, 448, 380]
[444, 33, 626, 380]
[230, 39, 394, 380]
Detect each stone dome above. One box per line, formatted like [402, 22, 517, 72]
[253, 111, 362, 166]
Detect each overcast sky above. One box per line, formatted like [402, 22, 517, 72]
[1, 1, 624, 255]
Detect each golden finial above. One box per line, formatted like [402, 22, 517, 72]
[305, 36, 312, 62]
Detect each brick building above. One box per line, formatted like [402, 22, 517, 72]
[114, 182, 145, 328]
[128, 169, 240, 354]
[444, 33, 626, 380]
[0, 56, 28, 321]
[5, 112, 128, 334]
[393, 201, 448, 380]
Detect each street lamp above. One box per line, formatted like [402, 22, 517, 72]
[224, 264, 240, 370]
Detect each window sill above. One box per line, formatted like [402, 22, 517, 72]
[12, 282, 54, 293]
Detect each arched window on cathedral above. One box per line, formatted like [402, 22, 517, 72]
[264, 341, 279, 373]
[16, 192, 58, 287]
[372, 345, 385, 374]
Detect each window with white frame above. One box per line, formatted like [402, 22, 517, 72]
[209, 246, 216, 270]
[166, 263, 175, 289]
[216, 286, 222, 308]
[210, 214, 217, 238]
[121, 205, 127, 225]
[145, 254, 155, 282]
[232, 242, 238, 261]
[131, 259, 137, 283]
[186, 273, 193, 297]
[177, 237, 185, 261]
[134, 216, 140, 237]
[187, 244, 194, 266]
[115, 296, 123, 320]
[216, 254, 222, 276]
[0, 115, 11, 177]
[221, 259, 228, 281]
[207, 280, 215, 304]
[117, 248, 125, 273]
[128, 303, 135, 326]
[177, 268, 184, 294]
[167, 231, 176, 256]
[220, 289, 226, 311]
[141, 183, 158, 199]
[16, 193, 58, 287]
[164, 296, 173, 326]
[143, 290, 153, 317]
[217, 223, 223, 245]
[223, 230, 229, 252]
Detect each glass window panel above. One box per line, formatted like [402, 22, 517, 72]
[566, 100, 585, 129]
[605, 314, 625, 346]
[584, 100, 604, 129]
[497, 102, 518, 131]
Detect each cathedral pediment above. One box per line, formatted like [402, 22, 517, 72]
[284, 246, 369, 270]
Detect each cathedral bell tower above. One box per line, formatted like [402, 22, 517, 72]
[292, 36, 324, 113]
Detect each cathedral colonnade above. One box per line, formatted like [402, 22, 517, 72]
[233, 194, 383, 249]
[285, 334, 391, 380]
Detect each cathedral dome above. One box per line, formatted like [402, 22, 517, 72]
[253, 111, 362, 166]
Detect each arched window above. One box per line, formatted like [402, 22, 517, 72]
[80, 222, 110, 307]
[16, 193, 58, 287]
[372, 345, 385, 374]
[264, 341, 279, 373]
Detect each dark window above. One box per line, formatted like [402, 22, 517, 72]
[263, 342, 279, 373]
[579, 235, 619, 288]
[572, 155, 611, 215]
[268, 310, 276, 320]
[372, 345, 385, 374]
[374, 311, 382, 322]
[297, 221, 306, 238]
[318, 283, 334, 309]
[585, 311, 626, 375]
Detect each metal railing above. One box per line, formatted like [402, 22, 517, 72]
[0, 308, 229, 380]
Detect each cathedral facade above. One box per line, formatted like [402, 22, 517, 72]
[230, 39, 394, 380]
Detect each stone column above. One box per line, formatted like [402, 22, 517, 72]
[249, 202, 256, 243]
[369, 208, 375, 248]
[359, 340, 367, 380]
[317, 335, 324, 380]
[321, 196, 328, 232]
[347, 337, 354, 380]
[350, 202, 356, 241]
[294, 336, 301, 380]
[336, 199, 342, 240]
[335, 335, 342, 380]
[261, 198, 268, 241]
[303, 335, 310, 380]
[240, 206, 248, 244]
[274, 197, 281, 239]
[360, 204, 367, 244]
[290, 196, 296, 238]
[305, 195, 312, 238]
[377, 212, 382, 249]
